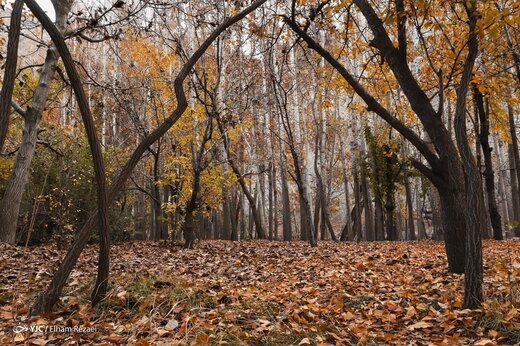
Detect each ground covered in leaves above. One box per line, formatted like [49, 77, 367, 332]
[0, 240, 519, 345]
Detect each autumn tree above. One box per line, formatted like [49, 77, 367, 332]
[29, 0, 268, 314]
[283, 0, 492, 307]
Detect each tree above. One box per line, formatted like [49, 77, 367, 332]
[0, 1, 73, 244]
[0, 0, 23, 153]
[22, 0, 111, 306]
[29, 0, 268, 315]
[283, 0, 485, 306]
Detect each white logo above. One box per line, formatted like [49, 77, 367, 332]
[13, 325, 28, 333]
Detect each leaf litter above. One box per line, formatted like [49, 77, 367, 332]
[0, 240, 519, 345]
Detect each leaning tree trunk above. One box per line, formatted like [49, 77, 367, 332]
[21, 0, 110, 308]
[0, 8, 67, 243]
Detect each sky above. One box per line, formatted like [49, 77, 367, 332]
[35, 0, 55, 21]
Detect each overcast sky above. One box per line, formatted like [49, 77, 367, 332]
[35, 0, 55, 20]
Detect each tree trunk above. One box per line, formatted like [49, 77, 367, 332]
[222, 193, 232, 240]
[352, 158, 363, 241]
[183, 167, 201, 248]
[134, 182, 146, 240]
[339, 139, 352, 241]
[508, 105, 520, 237]
[474, 86, 503, 240]
[452, 5, 483, 308]
[370, 151, 385, 241]
[361, 161, 374, 241]
[417, 185, 426, 239]
[438, 188, 467, 274]
[494, 137, 511, 234]
[231, 190, 239, 241]
[509, 143, 520, 231]
[281, 164, 292, 241]
[0, 45, 60, 244]
[268, 163, 274, 241]
[404, 163, 416, 240]
[314, 148, 337, 241]
[384, 150, 397, 241]
[150, 149, 164, 240]
[0, 0, 23, 152]
[430, 187, 443, 240]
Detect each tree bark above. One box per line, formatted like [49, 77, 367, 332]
[404, 163, 416, 240]
[508, 105, 520, 237]
[0, 0, 23, 153]
[281, 161, 292, 241]
[361, 160, 374, 241]
[339, 136, 352, 241]
[384, 148, 397, 241]
[452, 3, 483, 308]
[474, 86, 503, 240]
[352, 157, 363, 241]
[183, 167, 201, 248]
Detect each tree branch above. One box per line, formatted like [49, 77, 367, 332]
[284, 16, 440, 170]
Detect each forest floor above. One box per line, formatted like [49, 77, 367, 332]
[0, 240, 519, 345]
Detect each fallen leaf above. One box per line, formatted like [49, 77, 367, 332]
[165, 318, 179, 331]
[407, 321, 432, 330]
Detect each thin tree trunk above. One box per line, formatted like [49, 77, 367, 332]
[508, 143, 520, 230]
[352, 158, 363, 241]
[384, 154, 397, 241]
[361, 160, 374, 241]
[222, 193, 232, 240]
[370, 153, 385, 241]
[417, 185, 426, 239]
[0, 0, 23, 152]
[430, 187, 443, 240]
[474, 86, 503, 240]
[268, 163, 274, 241]
[508, 105, 520, 237]
[339, 139, 352, 241]
[183, 167, 201, 248]
[494, 137, 511, 234]
[404, 163, 416, 240]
